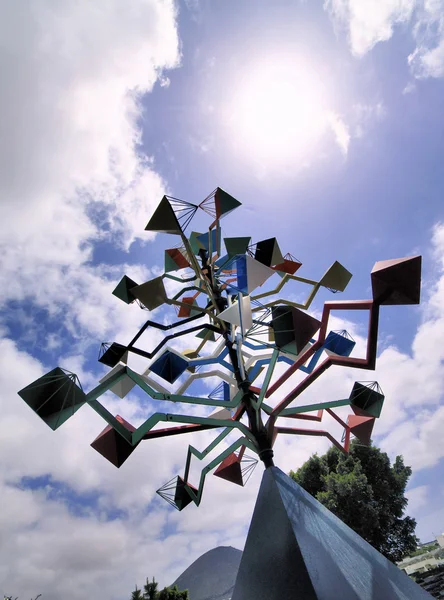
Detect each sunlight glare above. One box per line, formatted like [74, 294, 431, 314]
[227, 60, 330, 171]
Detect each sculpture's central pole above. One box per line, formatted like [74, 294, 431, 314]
[199, 249, 274, 468]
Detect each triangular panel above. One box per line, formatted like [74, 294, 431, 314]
[18, 367, 86, 431]
[371, 256, 421, 305]
[145, 196, 181, 234]
[347, 415, 375, 445]
[214, 453, 244, 486]
[291, 308, 321, 354]
[131, 277, 167, 311]
[112, 275, 138, 304]
[149, 350, 188, 383]
[224, 237, 251, 257]
[99, 364, 135, 399]
[349, 382, 384, 418]
[214, 187, 242, 218]
[246, 255, 275, 294]
[208, 407, 232, 420]
[320, 261, 352, 292]
[218, 296, 253, 333]
[90, 415, 138, 468]
[254, 238, 284, 267]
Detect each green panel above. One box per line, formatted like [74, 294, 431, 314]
[196, 329, 216, 341]
[18, 367, 86, 430]
[349, 382, 384, 418]
[281, 341, 298, 356]
[224, 237, 251, 257]
[271, 306, 295, 350]
[164, 251, 179, 273]
[320, 261, 352, 292]
[131, 277, 167, 310]
[112, 275, 138, 304]
[279, 399, 349, 417]
[189, 231, 204, 255]
[215, 188, 242, 217]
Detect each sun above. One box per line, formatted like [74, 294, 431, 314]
[226, 60, 330, 171]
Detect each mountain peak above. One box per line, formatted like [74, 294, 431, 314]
[172, 545, 242, 600]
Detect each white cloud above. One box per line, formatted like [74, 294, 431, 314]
[1, 0, 179, 249]
[3, 223, 444, 594]
[353, 102, 386, 138]
[0, 0, 181, 350]
[328, 112, 351, 155]
[409, 0, 444, 78]
[406, 485, 429, 513]
[325, 0, 444, 81]
[403, 81, 417, 93]
[0, 0, 180, 343]
[325, 0, 415, 57]
[0, 336, 255, 598]
[2, 1, 444, 591]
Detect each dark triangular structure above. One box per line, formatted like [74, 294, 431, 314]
[224, 236, 251, 257]
[156, 476, 197, 511]
[371, 256, 421, 305]
[199, 187, 242, 220]
[271, 306, 321, 355]
[98, 342, 128, 367]
[254, 238, 284, 267]
[349, 381, 385, 418]
[145, 196, 182, 234]
[149, 350, 188, 383]
[131, 276, 167, 310]
[18, 367, 86, 431]
[112, 275, 138, 304]
[232, 467, 432, 600]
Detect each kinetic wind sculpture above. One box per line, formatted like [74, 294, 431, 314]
[18, 188, 422, 513]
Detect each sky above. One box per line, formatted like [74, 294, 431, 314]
[1, 0, 444, 598]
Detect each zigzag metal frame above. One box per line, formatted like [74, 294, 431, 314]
[17, 185, 421, 512]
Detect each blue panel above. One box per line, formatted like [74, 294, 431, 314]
[150, 351, 188, 383]
[323, 331, 355, 356]
[236, 256, 248, 294]
[215, 254, 230, 268]
[197, 229, 218, 251]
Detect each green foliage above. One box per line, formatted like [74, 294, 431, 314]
[157, 585, 189, 600]
[290, 440, 418, 562]
[410, 543, 439, 557]
[131, 586, 143, 600]
[130, 577, 188, 600]
[143, 576, 159, 600]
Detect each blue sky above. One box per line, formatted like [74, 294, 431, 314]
[1, 0, 444, 598]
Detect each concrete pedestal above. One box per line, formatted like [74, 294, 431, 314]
[232, 467, 432, 600]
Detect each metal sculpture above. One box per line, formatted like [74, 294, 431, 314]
[18, 188, 422, 511]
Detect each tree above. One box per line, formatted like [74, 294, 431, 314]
[143, 577, 158, 600]
[131, 586, 143, 600]
[157, 585, 189, 600]
[290, 440, 418, 562]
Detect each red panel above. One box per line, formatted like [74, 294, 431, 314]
[166, 248, 190, 269]
[347, 415, 375, 445]
[178, 297, 194, 318]
[272, 259, 302, 275]
[214, 452, 243, 486]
